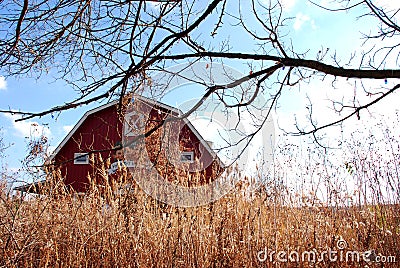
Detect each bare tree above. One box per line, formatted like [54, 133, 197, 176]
[0, 0, 399, 141]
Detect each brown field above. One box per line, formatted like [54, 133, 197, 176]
[1, 176, 399, 268]
[2, 130, 400, 267]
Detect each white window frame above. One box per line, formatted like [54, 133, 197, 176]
[74, 153, 89, 164]
[180, 151, 194, 163]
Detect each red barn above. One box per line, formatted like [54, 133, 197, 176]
[16, 95, 224, 194]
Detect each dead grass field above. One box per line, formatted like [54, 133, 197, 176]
[1, 178, 399, 267]
[2, 130, 400, 267]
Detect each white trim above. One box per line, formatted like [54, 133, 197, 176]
[49, 101, 117, 162]
[48, 94, 224, 168]
[180, 151, 194, 163]
[136, 96, 224, 164]
[135, 95, 182, 116]
[49, 95, 182, 162]
[182, 117, 225, 167]
[73, 153, 89, 164]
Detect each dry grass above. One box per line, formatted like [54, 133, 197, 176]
[1, 176, 399, 267]
[2, 127, 400, 267]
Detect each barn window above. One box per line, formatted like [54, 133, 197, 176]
[74, 153, 89, 164]
[180, 151, 194, 163]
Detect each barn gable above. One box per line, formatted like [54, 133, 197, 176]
[38, 95, 225, 193]
[50, 102, 123, 191]
[51, 102, 120, 160]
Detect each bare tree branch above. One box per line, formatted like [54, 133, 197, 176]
[291, 83, 400, 136]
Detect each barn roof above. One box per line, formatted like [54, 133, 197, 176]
[48, 95, 223, 166]
[13, 179, 47, 194]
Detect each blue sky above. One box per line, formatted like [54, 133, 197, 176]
[1, 0, 399, 184]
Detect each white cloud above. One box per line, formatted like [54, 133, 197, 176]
[4, 114, 51, 138]
[293, 13, 315, 31]
[372, 0, 400, 21]
[63, 125, 74, 134]
[293, 13, 308, 31]
[372, 0, 398, 11]
[277, 76, 400, 140]
[280, 0, 297, 11]
[0, 76, 7, 90]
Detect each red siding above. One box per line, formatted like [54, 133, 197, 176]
[55, 105, 123, 192]
[53, 100, 223, 192]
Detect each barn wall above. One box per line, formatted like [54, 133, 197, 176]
[53, 99, 223, 192]
[144, 107, 222, 186]
[55, 105, 123, 192]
